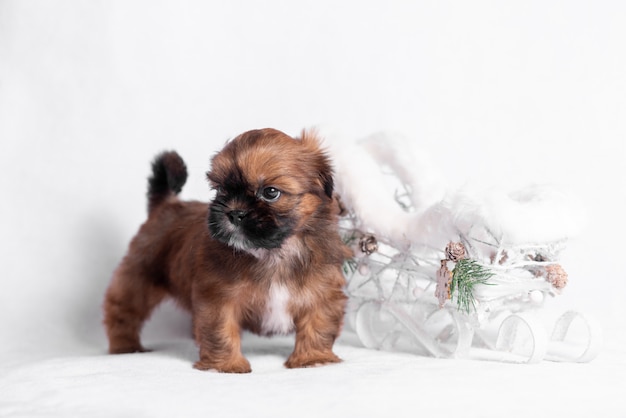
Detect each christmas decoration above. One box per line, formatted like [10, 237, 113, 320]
[359, 234, 378, 255]
[330, 131, 600, 364]
[544, 264, 568, 290]
[450, 258, 494, 314]
[435, 241, 494, 313]
[435, 259, 451, 308]
[445, 241, 466, 262]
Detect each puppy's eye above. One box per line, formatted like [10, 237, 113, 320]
[260, 187, 281, 202]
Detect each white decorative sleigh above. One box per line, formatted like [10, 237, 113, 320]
[329, 131, 601, 364]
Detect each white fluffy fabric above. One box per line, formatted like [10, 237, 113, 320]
[327, 129, 586, 249]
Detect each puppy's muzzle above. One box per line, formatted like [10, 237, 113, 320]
[227, 209, 248, 226]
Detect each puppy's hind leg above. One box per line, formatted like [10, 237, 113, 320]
[103, 263, 167, 354]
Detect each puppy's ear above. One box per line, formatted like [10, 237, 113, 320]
[317, 156, 334, 198]
[300, 129, 334, 198]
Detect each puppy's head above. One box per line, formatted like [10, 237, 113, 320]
[206, 128, 334, 252]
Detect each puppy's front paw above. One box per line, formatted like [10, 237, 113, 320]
[109, 344, 150, 354]
[285, 351, 341, 369]
[193, 356, 252, 374]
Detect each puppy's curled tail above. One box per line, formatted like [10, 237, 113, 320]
[147, 151, 188, 213]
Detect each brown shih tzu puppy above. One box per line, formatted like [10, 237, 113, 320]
[103, 128, 351, 373]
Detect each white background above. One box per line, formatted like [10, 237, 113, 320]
[1, 1, 625, 416]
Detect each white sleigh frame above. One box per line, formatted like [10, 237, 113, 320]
[331, 132, 600, 363]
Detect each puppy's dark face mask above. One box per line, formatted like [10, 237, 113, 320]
[207, 168, 297, 251]
[205, 129, 334, 253]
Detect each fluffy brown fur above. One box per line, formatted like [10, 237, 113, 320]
[103, 128, 351, 373]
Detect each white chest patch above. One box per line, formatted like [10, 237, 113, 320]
[261, 284, 294, 336]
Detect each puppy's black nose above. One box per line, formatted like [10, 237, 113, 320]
[227, 210, 247, 226]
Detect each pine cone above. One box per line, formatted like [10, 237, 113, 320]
[545, 264, 568, 289]
[359, 234, 378, 255]
[445, 242, 466, 262]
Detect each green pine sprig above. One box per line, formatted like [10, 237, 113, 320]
[343, 258, 358, 276]
[450, 259, 494, 314]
